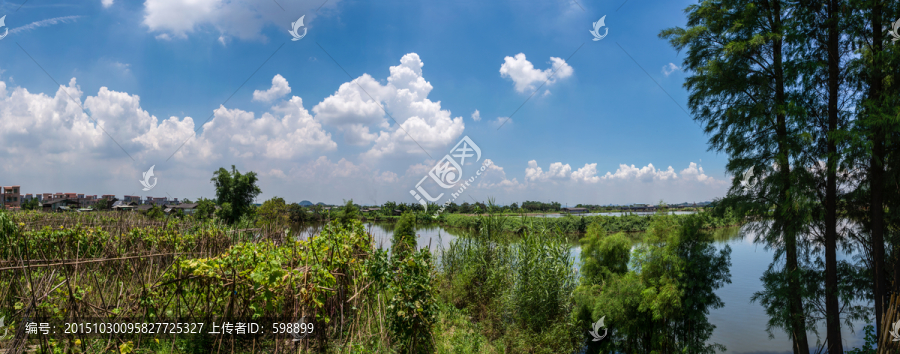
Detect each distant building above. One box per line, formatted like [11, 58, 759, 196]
[79, 195, 99, 208]
[124, 195, 142, 205]
[41, 198, 80, 212]
[136, 204, 154, 212]
[170, 203, 198, 215]
[111, 200, 137, 211]
[101, 195, 116, 201]
[2, 186, 21, 210]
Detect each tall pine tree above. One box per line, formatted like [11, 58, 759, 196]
[661, 0, 811, 351]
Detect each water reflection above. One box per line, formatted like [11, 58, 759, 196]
[706, 225, 869, 354]
[292, 221, 461, 253]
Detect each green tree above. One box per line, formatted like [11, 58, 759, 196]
[844, 0, 900, 340]
[661, 1, 812, 350]
[574, 215, 731, 353]
[578, 222, 629, 284]
[146, 205, 164, 220]
[392, 212, 417, 257]
[287, 203, 310, 224]
[385, 211, 435, 353]
[337, 199, 359, 225]
[794, 0, 852, 349]
[388, 245, 436, 353]
[210, 165, 262, 223]
[257, 196, 288, 228]
[95, 198, 118, 210]
[194, 197, 216, 221]
[20, 198, 41, 211]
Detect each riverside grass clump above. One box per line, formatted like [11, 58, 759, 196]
[435, 210, 580, 353]
[0, 210, 439, 354]
[439, 208, 743, 237]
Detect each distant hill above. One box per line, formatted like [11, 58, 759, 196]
[298, 200, 313, 206]
[316, 202, 326, 206]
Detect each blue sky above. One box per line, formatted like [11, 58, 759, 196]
[0, 0, 732, 205]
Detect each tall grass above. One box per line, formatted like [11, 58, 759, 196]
[436, 209, 579, 353]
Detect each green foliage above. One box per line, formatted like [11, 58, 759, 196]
[210, 165, 262, 223]
[434, 304, 495, 354]
[95, 198, 112, 210]
[441, 211, 742, 238]
[256, 196, 288, 228]
[574, 214, 731, 353]
[146, 205, 164, 220]
[438, 210, 579, 353]
[388, 247, 437, 353]
[169, 208, 185, 219]
[0, 209, 17, 259]
[510, 225, 576, 333]
[338, 199, 360, 226]
[193, 198, 216, 221]
[21, 198, 41, 210]
[845, 325, 876, 354]
[393, 212, 417, 257]
[287, 203, 311, 224]
[520, 200, 561, 212]
[751, 257, 872, 340]
[578, 222, 630, 284]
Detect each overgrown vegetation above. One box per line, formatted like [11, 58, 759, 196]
[0, 200, 743, 353]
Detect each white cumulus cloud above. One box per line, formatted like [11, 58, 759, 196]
[680, 162, 713, 183]
[253, 74, 291, 103]
[526, 160, 572, 182]
[602, 163, 678, 181]
[312, 53, 466, 158]
[471, 110, 481, 122]
[571, 163, 601, 183]
[499, 53, 573, 93]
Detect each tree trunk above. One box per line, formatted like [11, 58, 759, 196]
[772, 1, 809, 351]
[825, 0, 842, 352]
[869, 0, 887, 338]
